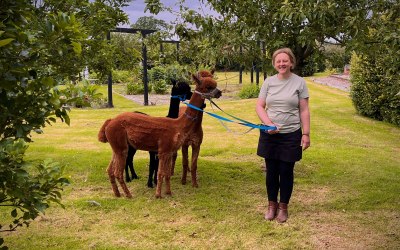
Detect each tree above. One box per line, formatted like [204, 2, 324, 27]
[146, 0, 396, 76]
[0, 0, 129, 247]
[131, 16, 171, 31]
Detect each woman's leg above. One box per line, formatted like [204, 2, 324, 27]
[266, 158, 280, 202]
[278, 161, 295, 204]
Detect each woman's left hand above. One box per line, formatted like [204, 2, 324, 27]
[301, 134, 310, 151]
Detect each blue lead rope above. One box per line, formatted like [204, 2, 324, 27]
[172, 95, 277, 131]
[171, 95, 277, 132]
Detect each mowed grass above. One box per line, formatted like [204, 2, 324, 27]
[2, 72, 399, 249]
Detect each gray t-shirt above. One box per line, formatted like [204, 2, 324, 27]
[258, 74, 309, 133]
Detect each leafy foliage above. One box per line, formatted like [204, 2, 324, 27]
[126, 82, 147, 95]
[0, 0, 129, 247]
[131, 16, 171, 32]
[60, 81, 106, 108]
[0, 139, 69, 243]
[323, 44, 351, 73]
[350, 53, 400, 125]
[349, 2, 400, 126]
[238, 84, 260, 99]
[146, 0, 397, 76]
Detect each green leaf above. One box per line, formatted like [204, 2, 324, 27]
[71, 41, 82, 55]
[0, 38, 14, 47]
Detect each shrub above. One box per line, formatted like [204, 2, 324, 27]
[164, 64, 194, 84]
[112, 70, 134, 83]
[60, 80, 105, 108]
[350, 52, 400, 126]
[149, 66, 166, 83]
[238, 84, 260, 99]
[126, 82, 153, 95]
[0, 139, 69, 241]
[152, 79, 168, 94]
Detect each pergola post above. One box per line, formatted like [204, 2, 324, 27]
[142, 34, 149, 106]
[106, 31, 114, 108]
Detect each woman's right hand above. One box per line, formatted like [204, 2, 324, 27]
[266, 124, 279, 135]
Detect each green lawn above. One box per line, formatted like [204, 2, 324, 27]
[2, 74, 399, 249]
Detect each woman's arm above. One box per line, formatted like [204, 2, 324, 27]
[299, 98, 310, 150]
[256, 98, 279, 134]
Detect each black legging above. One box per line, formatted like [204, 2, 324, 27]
[265, 158, 295, 204]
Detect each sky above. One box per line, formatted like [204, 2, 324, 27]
[121, 0, 218, 27]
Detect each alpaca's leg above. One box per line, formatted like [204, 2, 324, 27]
[125, 148, 131, 182]
[129, 146, 139, 180]
[181, 145, 189, 185]
[114, 152, 133, 198]
[164, 154, 173, 195]
[191, 145, 201, 188]
[155, 153, 173, 197]
[107, 155, 121, 197]
[155, 164, 163, 198]
[154, 154, 159, 185]
[170, 151, 178, 176]
[148, 151, 157, 188]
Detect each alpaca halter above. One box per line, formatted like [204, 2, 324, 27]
[194, 89, 220, 100]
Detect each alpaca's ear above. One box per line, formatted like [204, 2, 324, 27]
[192, 73, 201, 85]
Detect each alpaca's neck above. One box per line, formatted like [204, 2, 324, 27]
[167, 97, 180, 118]
[176, 91, 205, 130]
[185, 92, 205, 119]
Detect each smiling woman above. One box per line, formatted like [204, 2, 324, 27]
[256, 47, 311, 223]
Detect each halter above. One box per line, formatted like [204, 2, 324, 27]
[194, 89, 220, 100]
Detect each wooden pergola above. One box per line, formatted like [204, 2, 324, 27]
[106, 27, 157, 107]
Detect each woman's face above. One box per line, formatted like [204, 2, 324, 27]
[273, 53, 293, 75]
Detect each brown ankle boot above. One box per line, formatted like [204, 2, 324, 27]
[276, 203, 288, 223]
[264, 201, 278, 220]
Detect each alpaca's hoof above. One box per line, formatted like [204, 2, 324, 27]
[114, 193, 121, 197]
[132, 175, 139, 180]
[181, 179, 187, 185]
[192, 183, 199, 188]
[126, 178, 131, 182]
[126, 194, 133, 199]
[165, 191, 172, 196]
[155, 194, 162, 199]
[147, 183, 154, 188]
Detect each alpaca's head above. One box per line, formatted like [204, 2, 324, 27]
[192, 72, 222, 99]
[171, 81, 192, 100]
[197, 69, 215, 78]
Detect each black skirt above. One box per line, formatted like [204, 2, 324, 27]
[257, 128, 302, 162]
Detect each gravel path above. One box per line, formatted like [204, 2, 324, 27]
[311, 74, 351, 92]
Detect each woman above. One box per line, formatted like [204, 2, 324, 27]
[256, 48, 310, 223]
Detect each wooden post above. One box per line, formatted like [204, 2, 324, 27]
[106, 31, 113, 108]
[142, 34, 149, 106]
[239, 45, 243, 84]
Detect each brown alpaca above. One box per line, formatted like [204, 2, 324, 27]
[98, 73, 221, 198]
[177, 105, 203, 188]
[171, 70, 214, 188]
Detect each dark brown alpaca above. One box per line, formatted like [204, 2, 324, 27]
[98, 73, 221, 198]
